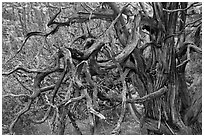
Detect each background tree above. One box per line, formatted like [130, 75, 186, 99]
[2, 2, 202, 135]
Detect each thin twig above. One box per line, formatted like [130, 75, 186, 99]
[13, 74, 33, 94]
[3, 93, 30, 98]
[163, 2, 200, 13]
[64, 94, 86, 106]
[185, 17, 202, 28]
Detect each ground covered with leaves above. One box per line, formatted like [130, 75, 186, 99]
[2, 2, 202, 135]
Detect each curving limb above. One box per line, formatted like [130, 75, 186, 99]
[2, 2, 202, 135]
[3, 65, 46, 76]
[97, 32, 140, 69]
[9, 99, 32, 134]
[47, 8, 62, 27]
[50, 50, 72, 104]
[111, 69, 130, 134]
[30, 106, 52, 124]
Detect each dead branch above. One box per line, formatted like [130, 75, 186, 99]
[127, 78, 142, 120]
[30, 106, 52, 124]
[169, 84, 191, 134]
[64, 94, 86, 106]
[67, 110, 82, 135]
[77, 10, 114, 20]
[83, 40, 104, 59]
[2, 66, 45, 76]
[101, 86, 167, 104]
[143, 118, 174, 134]
[106, 2, 129, 40]
[50, 50, 71, 104]
[83, 63, 106, 120]
[97, 32, 140, 68]
[13, 74, 33, 94]
[163, 2, 200, 13]
[176, 59, 189, 73]
[39, 85, 55, 93]
[111, 69, 130, 135]
[47, 8, 61, 27]
[9, 99, 32, 134]
[185, 17, 202, 28]
[3, 93, 30, 98]
[4, 31, 47, 64]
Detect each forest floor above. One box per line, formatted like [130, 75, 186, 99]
[34, 112, 141, 135]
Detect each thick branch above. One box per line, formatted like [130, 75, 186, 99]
[50, 50, 71, 104]
[106, 3, 129, 42]
[30, 67, 63, 99]
[98, 32, 140, 68]
[128, 86, 167, 103]
[68, 40, 104, 61]
[100, 86, 168, 104]
[83, 40, 104, 60]
[111, 69, 129, 134]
